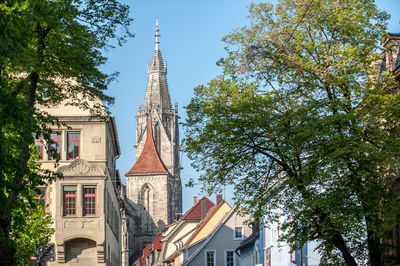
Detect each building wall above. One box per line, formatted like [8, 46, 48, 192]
[37, 102, 121, 265]
[188, 202, 232, 245]
[186, 211, 251, 266]
[263, 216, 320, 266]
[134, 109, 182, 217]
[126, 174, 171, 250]
[160, 220, 199, 264]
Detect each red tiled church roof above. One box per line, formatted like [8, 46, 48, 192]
[126, 119, 169, 176]
[181, 197, 214, 220]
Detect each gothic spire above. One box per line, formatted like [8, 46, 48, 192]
[144, 20, 172, 111]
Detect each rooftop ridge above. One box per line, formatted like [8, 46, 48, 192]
[180, 197, 214, 220]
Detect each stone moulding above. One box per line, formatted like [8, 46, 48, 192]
[57, 159, 104, 176]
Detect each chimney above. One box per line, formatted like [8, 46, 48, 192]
[193, 196, 198, 205]
[201, 199, 207, 220]
[216, 194, 222, 205]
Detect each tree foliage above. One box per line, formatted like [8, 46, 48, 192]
[183, 0, 399, 265]
[0, 0, 132, 263]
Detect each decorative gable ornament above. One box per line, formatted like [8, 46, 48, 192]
[57, 159, 104, 176]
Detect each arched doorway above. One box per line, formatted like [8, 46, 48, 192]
[65, 238, 96, 265]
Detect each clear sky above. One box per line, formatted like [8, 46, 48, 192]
[102, 0, 400, 213]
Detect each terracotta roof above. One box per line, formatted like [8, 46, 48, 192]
[143, 244, 152, 257]
[125, 120, 169, 176]
[137, 256, 146, 266]
[181, 197, 214, 220]
[185, 200, 229, 245]
[165, 202, 231, 262]
[153, 235, 165, 250]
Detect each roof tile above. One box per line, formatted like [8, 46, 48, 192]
[181, 197, 214, 220]
[125, 120, 169, 176]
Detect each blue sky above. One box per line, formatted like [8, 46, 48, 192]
[103, 0, 400, 212]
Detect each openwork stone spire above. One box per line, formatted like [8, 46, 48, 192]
[144, 20, 171, 111]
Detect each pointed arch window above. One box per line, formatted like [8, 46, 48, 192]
[143, 185, 151, 211]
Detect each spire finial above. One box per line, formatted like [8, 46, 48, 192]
[154, 19, 160, 50]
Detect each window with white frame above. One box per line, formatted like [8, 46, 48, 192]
[205, 250, 215, 266]
[234, 227, 243, 239]
[225, 250, 235, 266]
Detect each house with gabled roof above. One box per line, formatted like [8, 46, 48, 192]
[165, 195, 232, 265]
[155, 197, 214, 265]
[182, 208, 252, 266]
[134, 196, 214, 265]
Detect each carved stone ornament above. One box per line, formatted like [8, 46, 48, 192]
[57, 159, 104, 176]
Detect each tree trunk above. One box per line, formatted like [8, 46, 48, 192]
[332, 233, 358, 266]
[0, 70, 39, 264]
[0, 239, 15, 266]
[366, 218, 383, 266]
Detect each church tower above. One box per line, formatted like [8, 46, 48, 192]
[125, 21, 182, 251]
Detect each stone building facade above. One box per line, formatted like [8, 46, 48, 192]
[379, 33, 400, 265]
[125, 22, 182, 256]
[36, 99, 122, 265]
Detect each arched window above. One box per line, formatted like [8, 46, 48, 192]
[143, 185, 150, 211]
[141, 184, 154, 232]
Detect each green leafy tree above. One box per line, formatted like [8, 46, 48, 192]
[0, 0, 132, 263]
[183, 0, 399, 265]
